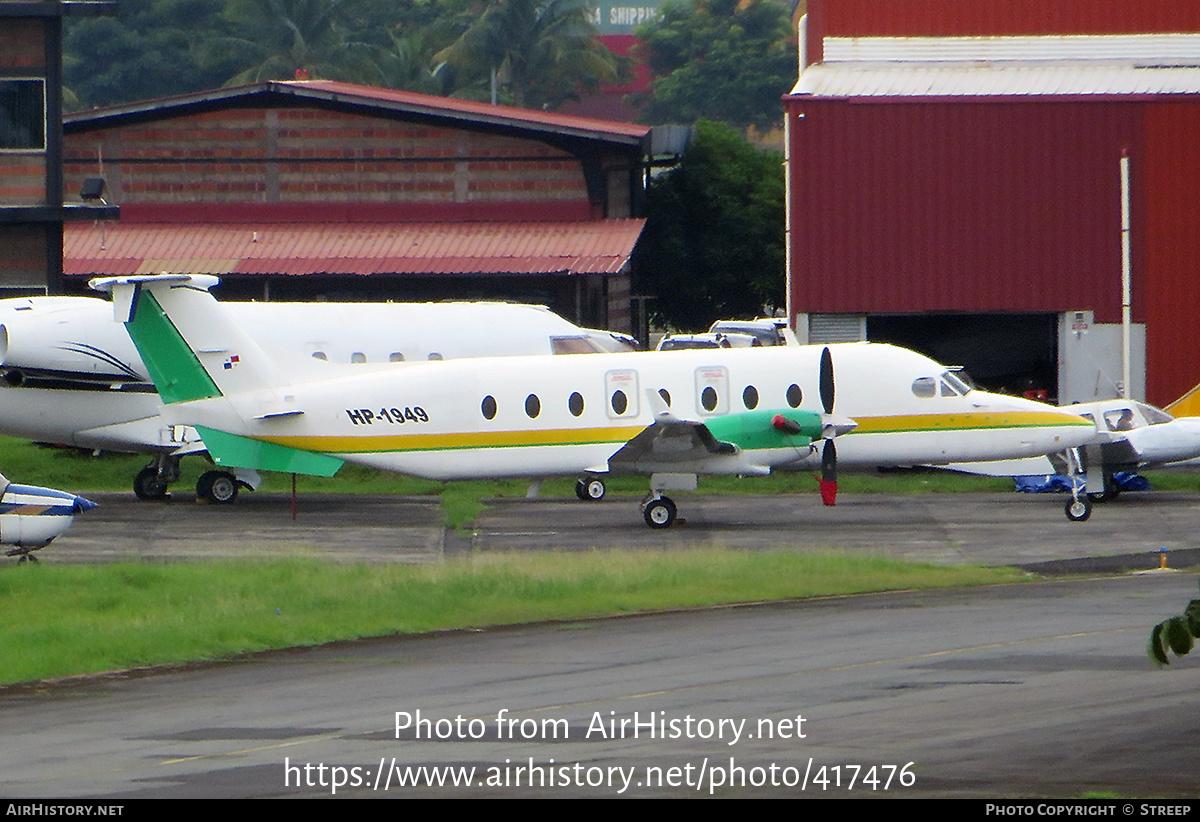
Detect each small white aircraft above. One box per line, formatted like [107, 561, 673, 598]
[0, 295, 633, 503]
[91, 274, 1098, 528]
[954, 398, 1200, 504]
[0, 473, 97, 560]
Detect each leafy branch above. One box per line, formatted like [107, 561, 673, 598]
[1148, 581, 1200, 666]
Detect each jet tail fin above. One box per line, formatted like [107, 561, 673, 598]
[90, 275, 289, 405]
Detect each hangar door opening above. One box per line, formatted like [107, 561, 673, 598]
[867, 313, 1058, 402]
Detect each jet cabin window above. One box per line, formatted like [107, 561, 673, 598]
[551, 336, 602, 355]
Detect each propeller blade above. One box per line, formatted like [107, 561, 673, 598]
[819, 346, 834, 416]
[819, 438, 837, 506]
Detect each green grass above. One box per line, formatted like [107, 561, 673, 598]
[0, 553, 1025, 686]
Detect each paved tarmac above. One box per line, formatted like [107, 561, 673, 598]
[42, 487, 1200, 572]
[7, 488, 1200, 798]
[1, 575, 1197, 798]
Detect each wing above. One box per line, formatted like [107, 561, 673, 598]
[606, 416, 738, 474]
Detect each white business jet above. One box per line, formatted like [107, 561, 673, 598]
[0, 474, 96, 560]
[91, 275, 1097, 529]
[0, 295, 632, 503]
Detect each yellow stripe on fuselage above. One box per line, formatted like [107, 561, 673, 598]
[848, 411, 1094, 435]
[247, 410, 1089, 456]
[257, 425, 641, 454]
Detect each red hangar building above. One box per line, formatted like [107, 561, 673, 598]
[785, 0, 1200, 407]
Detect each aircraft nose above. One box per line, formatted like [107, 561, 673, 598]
[73, 496, 98, 514]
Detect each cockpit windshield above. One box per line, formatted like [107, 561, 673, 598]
[1136, 402, 1175, 425]
[940, 370, 972, 397]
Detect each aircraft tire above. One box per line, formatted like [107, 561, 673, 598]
[133, 466, 168, 501]
[1065, 497, 1092, 522]
[643, 496, 677, 529]
[198, 470, 239, 504]
[575, 478, 606, 502]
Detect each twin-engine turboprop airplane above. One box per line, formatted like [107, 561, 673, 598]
[0, 295, 633, 503]
[92, 274, 1098, 528]
[0, 474, 96, 560]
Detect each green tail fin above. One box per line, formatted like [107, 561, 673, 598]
[125, 289, 222, 405]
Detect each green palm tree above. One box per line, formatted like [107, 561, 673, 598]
[435, 0, 620, 109]
[201, 0, 384, 85]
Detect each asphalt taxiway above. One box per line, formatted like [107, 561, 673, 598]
[45, 487, 1200, 571]
[5, 489, 1200, 798]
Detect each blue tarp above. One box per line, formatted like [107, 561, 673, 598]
[1014, 472, 1151, 494]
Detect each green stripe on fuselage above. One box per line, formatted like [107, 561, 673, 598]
[197, 426, 344, 476]
[125, 289, 222, 405]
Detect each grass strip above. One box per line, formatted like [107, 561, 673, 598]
[0, 552, 1024, 686]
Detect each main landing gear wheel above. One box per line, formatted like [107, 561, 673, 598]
[133, 466, 169, 500]
[643, 496, 677, 529]
[197, 470, 239, 504]
[1065, 496, 1092, 522]
[575, 477, 607, 501]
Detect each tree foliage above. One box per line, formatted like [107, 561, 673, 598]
[1149, 581, 1200, 666]
[197, 0, 386, 85]
[633, 0, 796, 130]
[631, 120, 785, 331]
[63, 0, 237, 109]
[434, 0, 620, 108]
[63, 0, 617, 110]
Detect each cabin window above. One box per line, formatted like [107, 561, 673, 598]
[569, 392, 584, 416]
[742, 385, 759, 410]
[525, 394, 541, 419]
[658, 388, 671, 406]
[1103, 408, 1135, 431]
[786, 384, 802, 408]
[912, 377, 937, 399]
[389, 352, 405, 362]
[552, 336, 600, 354]
[481, 395, 497, 420]
[351, 352, 366, 364]
[701, 386, 718, 412]
[311, 351, 328, 361]
[611, 390, 628, 415]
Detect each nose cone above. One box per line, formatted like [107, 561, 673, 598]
[73, 496, 98, 514]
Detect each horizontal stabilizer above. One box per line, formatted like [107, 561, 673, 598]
[197, 426, 343, 477]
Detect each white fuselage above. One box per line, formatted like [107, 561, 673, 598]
[172, 342, 1099, 481]
[0, 296, 627, 453]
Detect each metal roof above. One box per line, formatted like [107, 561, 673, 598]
[794, 34, 1200, 97]
[65, 80, 650, 148]
[791, 61, 1200, 97]
[64, 219, 646, 277]
[823, 33, 1200, 62]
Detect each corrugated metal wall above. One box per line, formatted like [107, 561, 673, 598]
[1144, 103, 1200, 405]
[788, 99, 1140, 318]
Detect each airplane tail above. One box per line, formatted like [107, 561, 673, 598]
[1165, 382, 1200, 418]
[90, 274, 290, 406]
[89, 275, 343, 478]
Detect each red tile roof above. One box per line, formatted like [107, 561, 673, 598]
[64, 219, 645, 277]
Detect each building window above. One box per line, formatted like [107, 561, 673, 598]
[0, 80, 45, 151]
